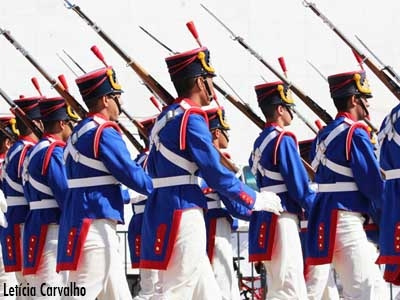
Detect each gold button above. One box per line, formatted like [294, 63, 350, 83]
[155, 246, 160, 251]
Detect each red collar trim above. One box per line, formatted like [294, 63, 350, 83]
[336, 112, 357, 122]
[19, 135, 37, 143]
[87, 112, 109, 121]
[264, 122, 279, 128]
[173, 97, 201, 107]
[42, 133, 63, 141]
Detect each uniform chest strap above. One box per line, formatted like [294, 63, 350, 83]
[378, 110, 400, 147]
[251, 130, 280, 179]
[22, 140, 54, 196]
[311, 120, 353, 177]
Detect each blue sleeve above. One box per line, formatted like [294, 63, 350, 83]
[47, 147, 69, 208]
[99, 128, 153, 196]
[186, 114, 256, 209]
[278, 136, 315, 212]
[350, 128, 384, 211]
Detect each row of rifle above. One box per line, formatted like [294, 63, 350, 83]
[1, 1, 399, 178]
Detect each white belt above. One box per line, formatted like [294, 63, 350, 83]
[133, 205, 145, 214]
[68, 175, 119, 188]
[205, 193, 220, 201]
[316, 182, 358, 192]
[384, 168, 400, 180]
[260, 184, 288, 194]
[6, 196, 28, 206]
[207, 200, 222, 210]
[29, 199, 58, 210]
[152, 175, 203, 188]
[300, 220, 308, 229]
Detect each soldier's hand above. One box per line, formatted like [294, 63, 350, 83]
[253, 191, 283, 215]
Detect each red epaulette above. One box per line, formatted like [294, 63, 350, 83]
[93, 121, 121, 158]
[179, 105, 208, 151]
[345, 122, 369, 161]
[18, 144, 33, 178]
[41, 140, 66, 175]
[273, 130, 298, 165]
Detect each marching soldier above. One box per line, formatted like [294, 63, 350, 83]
[21, 96, 77, 298]
[307, 70, 388, 299]
[56, 66, 153, 300]
[0, 96, 42, 299]
[0, 115, 18, 299]
[127, 116, 160, 300]
[248, 82, 315, 299]
[202, 107, 246, 300]
[140, 46, 282, 299]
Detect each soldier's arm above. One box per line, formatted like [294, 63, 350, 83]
[99, 127, 153, 196]
[278, 136, 315, 212]
[186, 114, 255, 210]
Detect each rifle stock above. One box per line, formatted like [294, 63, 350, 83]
[64, 0, 175, 106]
[303, 0, 400, 101]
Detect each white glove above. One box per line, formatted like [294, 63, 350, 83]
[0, 196, 8, 228]
[253, 191, 283, 215]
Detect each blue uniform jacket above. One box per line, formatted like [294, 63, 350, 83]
[127, 151, 149, 268]
[22, 135, 67, 274]
[57, 114, 153, 271]
[248, 124, 315, 262]
[376, 103, 400, 283]
[0, 136, 36, 271]
[140, 98, 256, 270]
[306, 113, 383, 265]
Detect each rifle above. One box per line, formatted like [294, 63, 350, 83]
[63, 0, 175, 106]
[0, 87, 42, 139]
[200, 4, 333, 126]
[303, 0, 400, 101]
[138, 25, 265, 129]
[0, 28, 144, 153]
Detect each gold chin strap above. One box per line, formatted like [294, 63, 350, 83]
[9, 118, 20, 136]
[353, 73, 371, 95]
[277, 84, 294, 105]
[197, 52, 215, 74]
[67, 105, 80, 122]
[106, 69, 122, 90]
[216, 109, 230, 130]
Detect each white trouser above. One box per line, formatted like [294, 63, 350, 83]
[331, 211, 388, 300]
[152, 208, 222, 300]
[25, 225, 68, 300]
[0, 243, 17, 300]
[64, 219, 132, 300]
[306, 264, 339, 300]
[133, 269, 159, 300]
[263, 212, 307, 300]
[212, 218, 240, 300]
